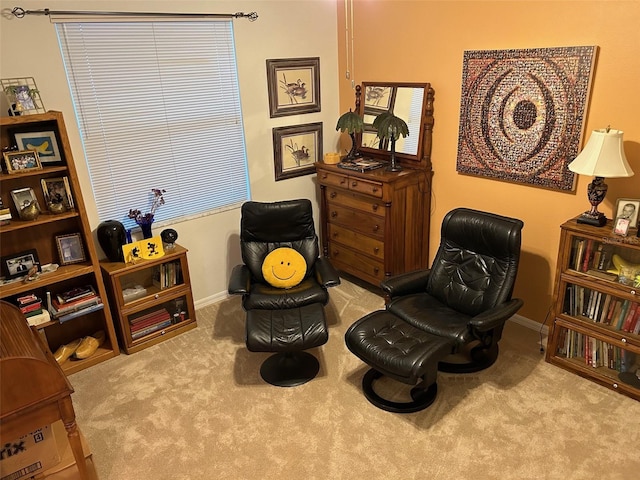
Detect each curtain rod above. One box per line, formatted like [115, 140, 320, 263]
[11, 7, 258, 21]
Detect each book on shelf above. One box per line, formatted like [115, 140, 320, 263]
[57, 302, 104, 324]
[56, 285, 96, 304]
[621, 302, 639, 332]
[130, 308, 170, 325]
[131, 319, 172, 339]
[27, 309, 51, 327]
[585, 269, 618, 281]
[51, 294, 100, 317]
[130, 311, 172, 333]
[337, 158, 386, 172]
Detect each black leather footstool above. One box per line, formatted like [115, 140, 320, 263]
[345, 310, 454, 413]
[247, 303, 328, 387]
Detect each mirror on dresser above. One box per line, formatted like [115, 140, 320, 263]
[356, 82, 434, 170]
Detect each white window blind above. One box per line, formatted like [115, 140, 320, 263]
[56, 21, 250, 230]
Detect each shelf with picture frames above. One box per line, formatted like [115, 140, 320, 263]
[0, 111, 120, 375]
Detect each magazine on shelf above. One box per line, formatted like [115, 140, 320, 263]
[337, 158, 386, 172]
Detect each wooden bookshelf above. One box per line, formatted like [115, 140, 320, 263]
[0, 111, 120, 375]
[546, 217, 640, 400]
[100, 244, 197, 354]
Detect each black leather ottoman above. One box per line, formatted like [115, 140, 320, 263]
[345, 310, 454, 413]
[247, 303, 328, 387]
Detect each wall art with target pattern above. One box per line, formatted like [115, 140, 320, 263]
[456, 46, 597, 191]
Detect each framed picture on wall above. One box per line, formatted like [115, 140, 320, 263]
[272, 122, 322, 181]
[266, 57, 321, 118]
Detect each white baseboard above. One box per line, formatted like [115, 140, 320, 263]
[509, 313, 549, 336]
[195, 291, 229, 309]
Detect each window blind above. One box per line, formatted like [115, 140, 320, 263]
[56, 21, 250, 230]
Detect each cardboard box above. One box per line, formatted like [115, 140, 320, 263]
[35, 421, 97, 480]
[0, 424, 60, 480]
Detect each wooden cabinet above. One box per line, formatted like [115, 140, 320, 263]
[0, 301, 92, 479]
[100, 244, 197, 354]
[315, 163, 430, 285]
[0, 111, 119, 375]
[546, 217, 640, 401]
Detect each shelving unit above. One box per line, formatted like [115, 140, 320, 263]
[0, 111, 120, 375]
[546, 217, 640, 401]
[100, 244, 197, 354]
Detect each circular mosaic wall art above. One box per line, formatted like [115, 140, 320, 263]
[456, 46, 597, 191]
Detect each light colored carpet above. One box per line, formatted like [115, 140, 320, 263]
[69, 279, 640, 480]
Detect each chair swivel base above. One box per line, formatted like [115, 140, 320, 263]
[260, 351, 320, 387]
[362, 369, 438, 414]
[438, 343, 499, 374]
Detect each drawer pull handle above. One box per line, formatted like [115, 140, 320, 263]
[373, 225, 379, 232]
[373, 267, 379, 274]
[322, 173, 328, 179]
[333, 250, 339, 256]
[352, 181, 357, 187]
[340, 179, 346, 184]
[154, 294, 159, 299]
[331, 211, 338, 218]
[333, 232, 338, 238]
[372, 204, 378, 211]
[373, 247, 379, 254]
[330, 192, 337, 199]
[372, 187, 378, 193]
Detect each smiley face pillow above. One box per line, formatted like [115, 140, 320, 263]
[261, 247, 307, 289]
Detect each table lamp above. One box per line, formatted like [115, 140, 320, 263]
[568, 127, 634, 226]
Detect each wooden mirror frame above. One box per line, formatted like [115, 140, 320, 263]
[356, 82, 434, 170]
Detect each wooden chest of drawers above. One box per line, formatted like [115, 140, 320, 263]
[315, 162, 431, 286]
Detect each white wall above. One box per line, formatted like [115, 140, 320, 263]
[0, 0, 341, 305]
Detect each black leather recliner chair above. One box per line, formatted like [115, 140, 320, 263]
[228, 199, 340, 387]
[345, 208, 524, 412]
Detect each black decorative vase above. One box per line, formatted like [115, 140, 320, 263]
[97, 220, 126, 262]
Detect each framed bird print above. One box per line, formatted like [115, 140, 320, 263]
[12, 129, 64, 165]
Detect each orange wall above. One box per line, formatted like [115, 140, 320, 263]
[337, 0, 640, 323]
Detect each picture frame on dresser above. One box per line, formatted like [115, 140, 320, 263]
[273, 122, 322, 181]
[11, 129, 64, 164]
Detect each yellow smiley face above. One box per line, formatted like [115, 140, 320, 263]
[261, 247, 307, 289]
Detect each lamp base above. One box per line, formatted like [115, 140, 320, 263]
[576, 211, 607, 227]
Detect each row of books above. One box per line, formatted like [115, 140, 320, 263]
[152, 261, 182, 289]
[563, 284, 640, 334]
[557, 329, 637, 373]
[570, 238, 616, 276]
[49, 285, 104, 323]
[130, 308, 172, 340]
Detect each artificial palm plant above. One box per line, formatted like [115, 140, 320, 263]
[335, 109, 364, 160]
[373, 111, 409, 172]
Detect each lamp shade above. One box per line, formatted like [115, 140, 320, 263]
[568, 129, 634, 178]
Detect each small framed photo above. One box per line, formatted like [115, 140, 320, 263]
[10, 187, 41, 218]
[1, 249, 40, 279]
[3, 150, 42, 174]
[266, 57, 321, 118]
[613, 198, 640, 236]
[273, 122, 323, 181]
[56, 233, 86, 265]
[12, 130, 63, 165]
[1, 77, 45, 115]
[41, 177, 74, 209]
